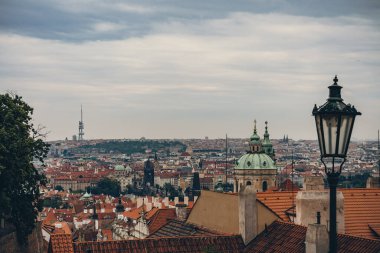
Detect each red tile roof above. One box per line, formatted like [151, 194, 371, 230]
[149, 219, 224, 238]
[148, 208, 177, 234]
[245, 221, 380, 253]
[49, 221, 380, 253]
[340, 188, 380, 240]
[123, 206, 159, 220]
[73, 235, 244, 253]
[257, 188, 380, 240]
[257, 191, 296, 221]
[49, 234, 74, 253]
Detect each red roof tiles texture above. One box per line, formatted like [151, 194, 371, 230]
[148, 208, 177, 234]
[257, 191, 296, 221]
[49, 234, 74, 253]
[257, 188, 380, 240]
[73, 236, 244, 253]
[245, 221, 380, 253]
[340, 188, 380, 239]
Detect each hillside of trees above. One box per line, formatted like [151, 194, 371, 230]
[69, 139, 186, 155]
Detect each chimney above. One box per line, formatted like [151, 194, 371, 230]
[303, 175, 324, 191]
[146, 202, 153, 212]
[137, 198, 143, 208]
[239, 185, 258, 245]
[175, 203, 188, 221]
[296, 190, 345, 233]
[305, 212, 329, 253]
[163, 197, 169, 207]
[174, 197, 179, 205]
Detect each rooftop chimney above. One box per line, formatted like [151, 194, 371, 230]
[239, 185, 258, 245]
[175, 203, 188, 221]
[305, 212, 329, 253]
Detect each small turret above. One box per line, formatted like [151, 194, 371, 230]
[249, 120, 262, 153]
[262, 121, 275, 159]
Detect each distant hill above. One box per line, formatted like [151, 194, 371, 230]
[70, 139, 186, 155]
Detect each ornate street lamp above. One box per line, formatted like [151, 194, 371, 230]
[312, 75, 361, 253]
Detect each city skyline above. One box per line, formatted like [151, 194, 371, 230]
[1, 1, 379, 141]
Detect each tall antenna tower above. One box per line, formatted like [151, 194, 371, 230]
[78, 105, 84, 141]
[225, 134, 228, 186]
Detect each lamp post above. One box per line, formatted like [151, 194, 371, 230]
[312, 75, 361, 253]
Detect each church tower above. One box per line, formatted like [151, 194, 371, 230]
[234, 120, 277, 193]
[262, 121, 275, 159]
[143, 159, 155, 187]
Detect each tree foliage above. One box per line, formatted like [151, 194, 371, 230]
[54, 185, 64, 191]
[90, 178, 121, 197]
[0, 93, 49, 244]
[72, 140, 187, 155]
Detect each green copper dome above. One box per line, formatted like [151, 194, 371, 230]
[80, 191, 92, 200]
[236, 153, 276, 170]
[115, 165, 126, 171]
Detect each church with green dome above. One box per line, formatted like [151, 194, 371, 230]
[234, 120, 277, 193]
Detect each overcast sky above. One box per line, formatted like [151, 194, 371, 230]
[1, 0, 379, 141]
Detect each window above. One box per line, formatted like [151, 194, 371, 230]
[262, 181, 268, 192]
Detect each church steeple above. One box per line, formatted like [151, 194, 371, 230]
[262, 121, 275, 159]
[249, 120, 262, 153]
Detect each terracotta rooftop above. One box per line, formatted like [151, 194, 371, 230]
[245, 221, 380, 253]
[148, 208, 177, 234]
[340, 188, 380, 239]
[257, 188, 380, 240]
[123, 206, 159, 220]
[49, 220, 380, 253]
[256, 191, 296, 221]
[72, 235, 244, 253]
[48, 234, 74, 253]
[148, 219, 223, 238]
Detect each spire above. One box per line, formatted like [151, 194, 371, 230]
[250, 119, 260, 142]
[264, 121, 269, 138]
[116, 195, 125, 213]
[262, 121, 274, 159]
[249, 119, 261, 153]
[92, 200, 98, 220]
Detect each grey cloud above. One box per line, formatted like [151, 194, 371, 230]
[0, 2, 379, 140]
[1, 0, 379, 42]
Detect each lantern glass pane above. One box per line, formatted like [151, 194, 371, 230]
[339, 115, 354, 155]
[338, 115, 349, 155]
[315, 115, 325, 155]
[322, 115, 338, 155]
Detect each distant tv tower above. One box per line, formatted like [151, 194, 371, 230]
[78, 105, 84, 141]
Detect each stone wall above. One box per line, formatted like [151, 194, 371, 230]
[0, 222, 45, 253]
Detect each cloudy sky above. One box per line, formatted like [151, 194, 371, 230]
[1, 0, 379, 141]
